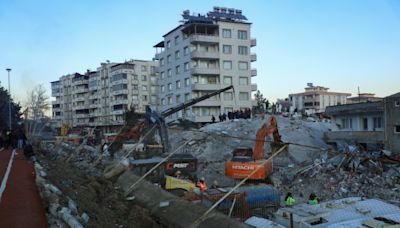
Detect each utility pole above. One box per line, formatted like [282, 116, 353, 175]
[6, 68, 12, 131]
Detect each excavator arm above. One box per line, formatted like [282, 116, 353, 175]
[252, 116, 282, 160]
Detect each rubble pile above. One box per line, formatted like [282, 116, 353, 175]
[168, 115, 334, 186]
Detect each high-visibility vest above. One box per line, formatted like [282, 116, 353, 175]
[197, 181, 208, 191]
[285, 196, 295, 206]
[308, 199, 318, 205]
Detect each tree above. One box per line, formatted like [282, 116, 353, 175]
[26, 84, 50, 120]
[254, 90, 267, 113]
[0, 85, 22, 132]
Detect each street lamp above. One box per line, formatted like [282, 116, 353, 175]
[6, 68, 12, 131]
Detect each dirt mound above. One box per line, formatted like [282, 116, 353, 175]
[37, 152, 157, 228]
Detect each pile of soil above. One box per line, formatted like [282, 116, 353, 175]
[37, 152, 157, 228]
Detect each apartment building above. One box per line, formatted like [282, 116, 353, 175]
[51, 60, 158, 131]
[346, 93, 383, 104]
[325, 92, 400, 153]
[154, 7, 258, 123]
[289, 83, 351, 114]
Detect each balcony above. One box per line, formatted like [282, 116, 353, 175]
[110, 99, 129, 106]
[75, 113, 89, 119]
[111, 89, 128, 96]
[111, 110, 124, 115]
[190, 34, 219, 44]
[154, 52, 164, 60]
[75, 87, 88, 94]
[324, 131, 384, 144]
[192, 99, 221, 107]
[250, 38, 257, 47]
[89, 103, 99, 108]
[73, 96, 86, 102]
[191, 83, 221, 91]
[74, 104, 87, 110]
[110, 79, 128, 86]
[250, 53, 257, 62]
[251, 83, 257, 91]
[191, 67, 220, 75]
[190, 51, 219, 59]
[72, 79, 88, 86]
[251, 69, 257, 77]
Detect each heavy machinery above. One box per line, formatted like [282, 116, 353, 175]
[128, 85, 234, 192]
[225, 116, 283, 180]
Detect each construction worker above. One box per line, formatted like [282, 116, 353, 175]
[308, 193, 318, 205]
[285, 192, 295, 206]
[174, 170, 182, 179]
[196, 177, 208, 192]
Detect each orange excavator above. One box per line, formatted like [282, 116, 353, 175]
[225, 116, 283, 180]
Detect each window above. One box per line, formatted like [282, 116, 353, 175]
[168, 83, 172, 91]
[160, 58, 165, 66]
[239, 77, 248, 85]
[185, 78, 190, 87]
[133, 74, 138, 80]
[363, 118, 368, 130]
[239, 92, 249, 101]
[141, 75, 147, 81]
[184, 62, 190, 71]
[161, 98, 165, 105]
[175, 65, 180, 74]
[222, 29, 231, 38]
[184, 46, 189, 56]
[142, 95, 148, 101]
[168, 96, 172, 104]
[223, 45, 232, 54]
[224, 92, 233, 101]
[238, 46, 248, 55]
[239, 61, 248, 70]
[160, 71, 165, 79]
[175, 50, 180, 60]
[141, 65, 147, 72]
[161, 85, 165, 92]
[224, 107, 233, 113]
[223, 61, 232, 70]
[111, 83, 128, 91]
[132, 84, 138, 90]
[166, 41, 171, 49]
[341, 118, 353, 129]
[167, 55, 171, 63]
[373, 117, 382, 129]
[176, 95, 181, 103]
[176, 80, 181, 89]
[174, 35, 179, 45]
[142, 85, 147, 91]
[238, 30, 248, 39]
[111, 73, 127, 82]
[167, 69, 172, 77]
[132, 94, 138, 100]
[395, 100, 400, 107]
[395, 125, 400, 133]
[223, 76, 232, 85]
[185, 93, 190, 101]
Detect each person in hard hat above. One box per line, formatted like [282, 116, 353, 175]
[211, 180, 219, 189]
[196, 177, 208, 192]
[285, 192, 295, 206]
[308, 193, 318, 205]
[174, 170, 182, 179]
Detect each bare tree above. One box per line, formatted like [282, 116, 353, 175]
[26, 84, 50, 120]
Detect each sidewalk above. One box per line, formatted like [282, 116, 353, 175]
[0, 148, 48, 227]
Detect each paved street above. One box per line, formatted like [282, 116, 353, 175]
[0, 148, 48, 227]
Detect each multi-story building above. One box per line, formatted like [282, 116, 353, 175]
[154, 7, 258, 123]
[51, 60, 158, 132]
[325, 92, 400, 153]
[346, 93, 383, 104]
[289, 83, 351, 114]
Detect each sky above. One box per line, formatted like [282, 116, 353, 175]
[0, 0, 400, 106]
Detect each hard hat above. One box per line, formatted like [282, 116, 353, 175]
[213, 180, 219, 186]
[175, 170, 182, 175]
[200, 177, 205, 181]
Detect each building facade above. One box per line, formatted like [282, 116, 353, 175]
[289, 83, 351, 114]
[51, 60, 158, 130]
[154, 7, 257, 123]
[384, 92, 400, 153]
[346, 93, 383, 104]
[325, 92, 400, 153]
